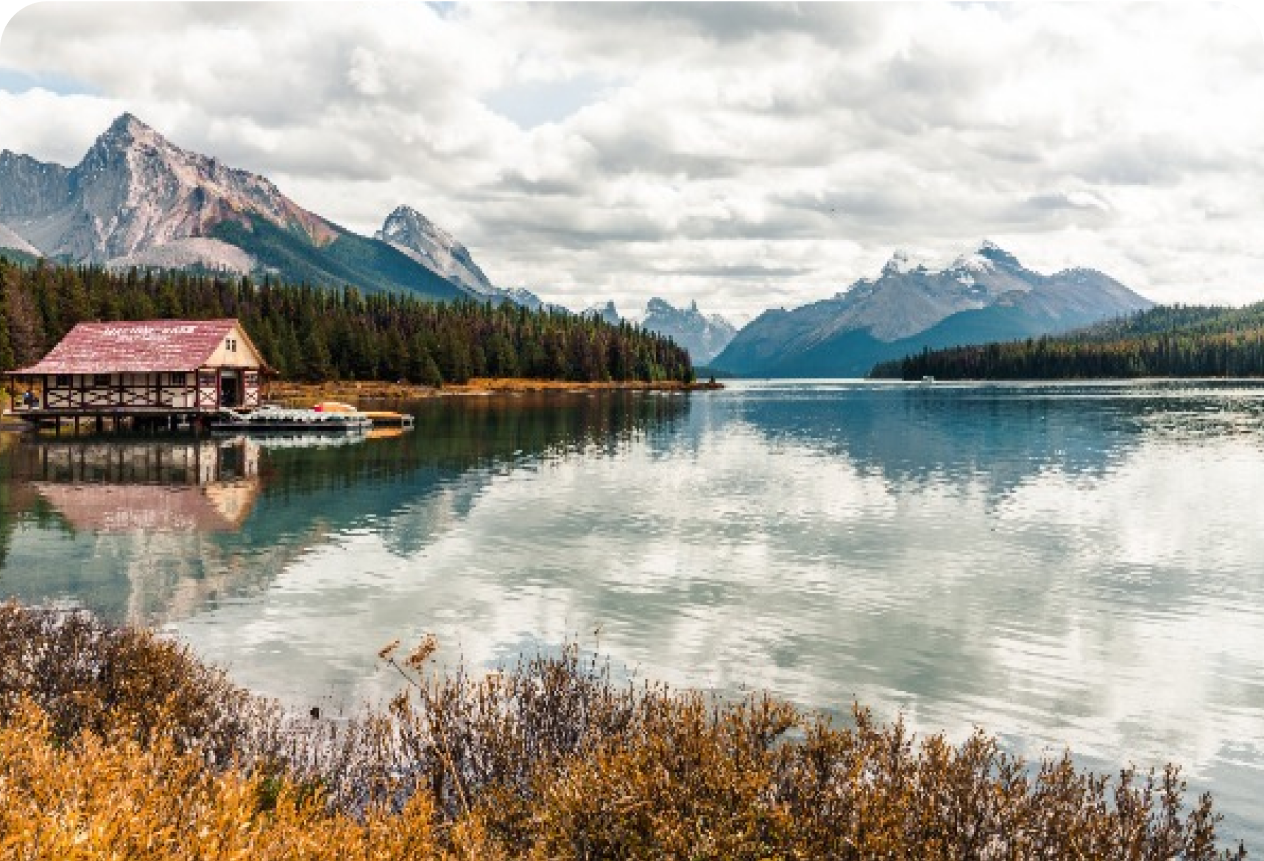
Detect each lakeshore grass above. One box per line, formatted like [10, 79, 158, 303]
[266, 376, 722, 405]
[0, 601, 1246, 860]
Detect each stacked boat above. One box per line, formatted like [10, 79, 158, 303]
[210, 406, 372, 435]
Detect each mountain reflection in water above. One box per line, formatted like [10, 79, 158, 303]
[0, 381, 1261, 846]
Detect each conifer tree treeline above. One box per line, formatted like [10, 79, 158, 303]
[0, 258, 694, 385]
[871, 302, 1264, 380]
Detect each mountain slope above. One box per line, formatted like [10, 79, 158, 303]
[0, 222, 39, 257]
[0, 114, 464, 301]
[712, 242, 1152, 377]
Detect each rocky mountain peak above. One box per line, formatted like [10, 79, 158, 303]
[639, 297, 738, 364]
[87, 112, 168, 163]
[974, 239, 1021, 268]
[584, 300, 621, 325]
[882, 249, 921, 276]
[0, 116, 511, 303]
[106, 111, 150, 138]
[375, 204, 498, 298]
[0, 112, 338, 262]
[380, 204, 456, 251]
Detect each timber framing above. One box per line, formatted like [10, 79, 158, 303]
[4, 319, 272, 429]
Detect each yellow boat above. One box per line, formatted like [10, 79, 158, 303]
[360, 410, 415, 428]
[311, 401, 414, 430]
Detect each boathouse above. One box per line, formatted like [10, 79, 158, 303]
[6, 319, 270, 428]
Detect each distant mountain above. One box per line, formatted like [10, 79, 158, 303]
[500, 286, 564, 313]
[583, 300, 622, 326]
[640, 297, 737, 364]
[374, 205, 497, 298]
[0, 113, 488, 302]
[712, 241, 1153, 377]
[576, 298, 737, 362]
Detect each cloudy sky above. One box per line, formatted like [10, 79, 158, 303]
[1, 2, 1263, 322]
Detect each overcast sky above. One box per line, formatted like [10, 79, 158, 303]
[2, 2, 1263, 322]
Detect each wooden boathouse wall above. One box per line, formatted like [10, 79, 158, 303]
[4, 319, 270, 430]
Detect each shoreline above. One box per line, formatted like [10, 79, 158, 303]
[267, 376, 723, 403]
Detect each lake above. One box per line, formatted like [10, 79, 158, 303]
[1, 379, 1261, 846]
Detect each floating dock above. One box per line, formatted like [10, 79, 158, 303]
[360, 410, 415, 429]
[209, 406, 371, 434]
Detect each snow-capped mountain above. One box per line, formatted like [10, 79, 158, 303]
[640, 297, 737, 364]
[576, 297, 737, 362]
[713, 241, 1153, 377]
[0, 114, 482, 302]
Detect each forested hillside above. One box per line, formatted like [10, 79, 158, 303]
[0, 257, 694, 385]
[871, 302, 1264, 380]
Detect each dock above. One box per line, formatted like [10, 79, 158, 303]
[210, 407, 371, 434]
[359, 410, 415, 429]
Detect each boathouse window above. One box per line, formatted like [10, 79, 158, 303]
[54, 374, 72, 387]
[93, 373, 112, 386]
[168, 372, 187, 386]
[226, 338, 237, 352]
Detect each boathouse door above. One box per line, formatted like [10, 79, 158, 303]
[220, 370, 241, 408]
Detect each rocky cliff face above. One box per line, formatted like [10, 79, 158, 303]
[713, 242, 1153, 377]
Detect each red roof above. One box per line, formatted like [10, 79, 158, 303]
[13, 319, 246, 375]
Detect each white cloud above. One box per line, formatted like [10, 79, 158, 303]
[2, 2, 1263, 320]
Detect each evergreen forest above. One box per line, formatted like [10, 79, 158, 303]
[0, 257, 694, 385]
[871, 302, 1264, 380]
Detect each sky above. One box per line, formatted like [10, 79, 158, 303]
[1, 2, 1263, 323]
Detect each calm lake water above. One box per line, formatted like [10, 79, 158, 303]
[2, 379, 1262, 845]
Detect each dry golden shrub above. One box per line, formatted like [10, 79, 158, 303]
[0, 603, 1249, 860]
[0, 601, 281, 768]
[0, 698, 502, 861]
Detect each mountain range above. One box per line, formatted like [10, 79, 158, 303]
[0, 114, 744, 365]
[0, 113, 544, 307]
[582, 298, 738, 364]
[0, 114, 1152, 376]
[711, 242, 1153, 377]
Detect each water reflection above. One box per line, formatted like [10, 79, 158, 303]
[0, 391, 692, 623]
[16, 438, 260, 532]
[0, 382, 1261, 844]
